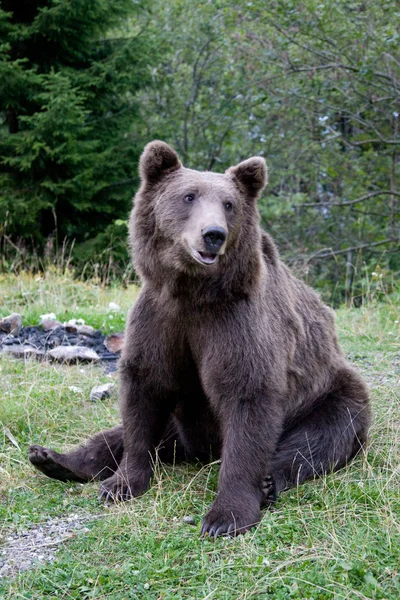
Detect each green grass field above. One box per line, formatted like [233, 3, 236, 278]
[0, 271, 399, 599]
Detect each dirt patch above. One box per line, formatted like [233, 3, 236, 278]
[0, 513, 98, 578]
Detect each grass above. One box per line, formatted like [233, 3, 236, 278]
[0, 270, 399, 599]
[0, 268, 139, 334]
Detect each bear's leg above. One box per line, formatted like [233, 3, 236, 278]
[29, 425, 124, 483]
[99, 363, 183, 501]
[29, 418, 193, 484]
[201, 395, 282, 537]
[265, 368, 371, 499]
[98, 292, 187, 502]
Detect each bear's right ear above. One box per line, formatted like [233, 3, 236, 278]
[226, 156, 268, 198]
[139, 141, 182, 185]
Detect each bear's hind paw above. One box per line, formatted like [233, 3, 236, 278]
[28, 445, 86, 483]
[261, 475, 277, 506]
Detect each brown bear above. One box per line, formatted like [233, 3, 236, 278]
[29, 141, 371, 537]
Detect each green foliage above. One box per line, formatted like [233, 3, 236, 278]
[0, 0, 399, 301]
[0, 0, 159, 248]
[138, 0, 400, 303]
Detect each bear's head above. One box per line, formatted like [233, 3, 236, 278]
[130, 141, 270, 295]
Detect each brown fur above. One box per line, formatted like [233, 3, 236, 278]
[29, 141, 371, 537]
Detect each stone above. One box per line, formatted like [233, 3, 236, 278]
[183, 515, 196, 525]
[0, 313, 22, 336]
[104, 333, 124, 353]
[90, 383, 116, 402]
[64, 320, 95, 336]
[41, 319, 63, 331]
[76, 325, 96, 337]
[1, 345, 44, 359]
[47, 346, 100, 364]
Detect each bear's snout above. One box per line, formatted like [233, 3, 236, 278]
[202, 226, 227, 251]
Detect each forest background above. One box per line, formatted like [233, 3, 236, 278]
[1, 0, 399, 304]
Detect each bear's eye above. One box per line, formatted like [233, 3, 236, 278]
[184, 193, 195, 204]
[224, 201, 233, 211]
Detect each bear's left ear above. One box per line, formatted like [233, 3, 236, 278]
[139, 140, 182, 185]
[226, 157, 268, 198]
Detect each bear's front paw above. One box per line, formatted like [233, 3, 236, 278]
[99, 472, 148, 503]
[201, 498, 261, 538]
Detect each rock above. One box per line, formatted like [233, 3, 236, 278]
[40, 313, 62, 331]
[0, 313, 22, 336]
[47, 346, 100, 364]
[1, 345, 44, 359]
[76, 325, 96, 337]
[64, 320, 95, 336]
[90, 383, 116, 402]
[41, 319, 63, 331]
[183, 515, 196, 525]
[104, 333, 124, 353]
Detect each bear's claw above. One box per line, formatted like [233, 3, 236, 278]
[99, 483, 132, 503]
[261, 474, 277, 506]
[201, 501, 261, 538]
[99, 472, 148, 503]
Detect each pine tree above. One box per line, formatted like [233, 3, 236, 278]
[0, 0, 157, 262]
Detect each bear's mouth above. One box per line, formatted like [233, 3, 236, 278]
[190, 248, 219, 266]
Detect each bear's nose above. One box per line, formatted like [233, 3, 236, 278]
[202, 226, 227, 251]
